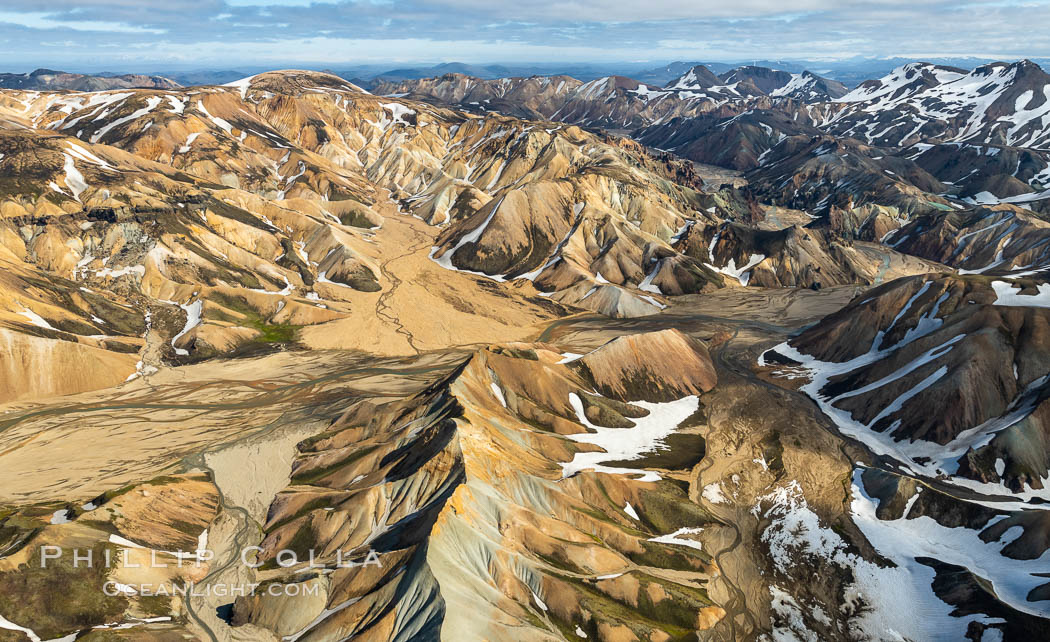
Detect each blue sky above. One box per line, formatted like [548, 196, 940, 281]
[0, 1, 1047, 71]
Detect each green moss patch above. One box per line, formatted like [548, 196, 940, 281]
[0, 543, 128, 639]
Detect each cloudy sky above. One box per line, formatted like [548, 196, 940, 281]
[0, 0, 1048, 71]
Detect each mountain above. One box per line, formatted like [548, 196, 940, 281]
[0, 63, 1049, 642]
[829, 60, 1050, 149]
[758, 272, 1050, 640]
[836, 62, 968, 106]
[674, 219, 943, 289]
[0, 68, 180, 91]
[667, 64, 848, 102]
[372, 72, 585, 121]
[886, 204, 1050, 276]
[636, 108, 817, 170]
[635, 60, 1050, 220]
[229, 329, 728, 639]
[371, 72, 726, 130]
[661, 65, 845, 103]
[633, 58, 975, 88]
[634, 60, 714, 84]
[369, 62, 516, 83]
[763, 272, 1050, 493]
[718, 65, 796, 94]
[908, 142, 1050, 205]
[371, 64, 845, 140]
[359, 62, 662, 86]
[0, 67, 781, 395]
[636, 60, 811, 85]
[739, 132, 951, 218]
[664, 64, 725, 90]
[769, 70, 849, 101]
[374, 60, 1050, 232]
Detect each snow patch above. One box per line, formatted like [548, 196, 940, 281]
[649, 527, 704, 551]
[991, 280, 1050, 308]
[17, 306, 54, 330]
[170, 300, 202, 356]
[223, 74, 257, 100]
[623, 502, 639, 520]
[702, 482, 727, 504]
[490, 382, 507, 408]
[61, 153, 88, 201]
[561, 393, 699, 483]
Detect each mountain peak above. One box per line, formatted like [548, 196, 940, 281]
[769, 70, 848, 100]
[1007, 58, 1048, 77]
[665, 64, 722, 90]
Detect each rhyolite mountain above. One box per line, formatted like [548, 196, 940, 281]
[0, 60, 1046, 642]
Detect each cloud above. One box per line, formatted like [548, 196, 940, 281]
[412, 0, 971, 22]
[0, 10, 166, 33]
[0, 0, 1047, 68]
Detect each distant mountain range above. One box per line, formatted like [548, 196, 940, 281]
[0, 68, 179, 91]
[368, 62, 847, 135]
[7, 57, 1050, 93]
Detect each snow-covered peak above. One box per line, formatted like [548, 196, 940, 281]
[767, 71, 846, 101]
[828, 59, 1050, 149]
[769, 72, 814, 97]
[837, 62, 966, 105]
[665, 65, 721, 90]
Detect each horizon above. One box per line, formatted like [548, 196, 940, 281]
[5, 55, 1050, 85]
